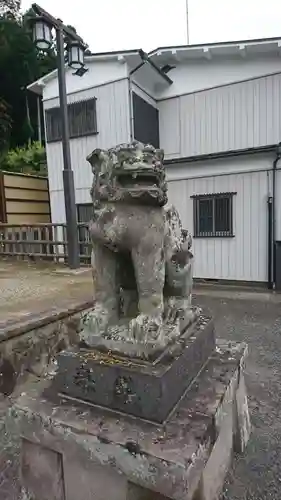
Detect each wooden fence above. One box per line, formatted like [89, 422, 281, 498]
[0, 171, 50, 224]
[0, 223, 92, 264]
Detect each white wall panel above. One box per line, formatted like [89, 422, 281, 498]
[155, 56, 281, 100]
[43, 61, 128, 101]
[167, 165, 269, 282]
[49, 188, 92, 224]
[165, 154, 274, 181]
[159, 73, 281, 159]
[45, 79, 131, 199]
[159, 99, 180, 158]
[49, 190, 65, 224]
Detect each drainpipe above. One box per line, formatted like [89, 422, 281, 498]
[271, 144, 281, 289]
[268, 195, 273, 289]
[128, 76, 134, 142]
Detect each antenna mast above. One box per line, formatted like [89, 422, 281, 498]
[186, 0, 189, 44]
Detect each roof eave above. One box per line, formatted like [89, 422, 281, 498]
[26, 50, 143, 94]
[86, 48, 142, 61]
[149, 36, 281, 58]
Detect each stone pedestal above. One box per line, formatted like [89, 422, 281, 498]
[54, 315, 215, 423]
[12, 340, 251, 500]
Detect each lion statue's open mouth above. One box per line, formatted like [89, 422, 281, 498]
[115, 169, 161, 189]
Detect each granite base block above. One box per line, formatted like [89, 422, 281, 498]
[0, 300, 93, 396]
[12, 340, 250, 500]
[53, 316, 215, 423]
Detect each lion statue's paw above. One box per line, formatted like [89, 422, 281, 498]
[128, 313, 165, 346]
[80, 303, 112, 346]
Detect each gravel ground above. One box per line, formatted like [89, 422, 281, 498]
[194, 295, 281, 500]
[0, 293, 281, 499]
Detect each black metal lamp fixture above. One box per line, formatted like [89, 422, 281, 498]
[31, 15, 53, 50]
[67, 39, 86, 69]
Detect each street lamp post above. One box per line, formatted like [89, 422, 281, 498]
[30, 4, 87, 269]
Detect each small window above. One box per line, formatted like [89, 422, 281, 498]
[191, 192, 236, 237]
[45, 98, 97, 143]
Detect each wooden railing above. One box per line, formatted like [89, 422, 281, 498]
[0, 223, 92, 264]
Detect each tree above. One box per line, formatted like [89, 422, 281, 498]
[0, 8, 83, 172]
[0, 0, 21, 19]
[0, 11, 56, 151]
[0, 17, 38, 147]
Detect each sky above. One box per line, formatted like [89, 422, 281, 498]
[21, 0, 281, 53]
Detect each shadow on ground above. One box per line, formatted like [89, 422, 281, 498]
[1, 294, 281, 499]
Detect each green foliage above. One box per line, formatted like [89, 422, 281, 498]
[0, 0, 21, 19]
[0, 7, 83, 156]
[0, 10, 56, 150]
[0, 141, 47, 175]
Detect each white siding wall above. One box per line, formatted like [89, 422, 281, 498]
[167, 155, 274, 282]
[159, 73, 281, 159]
[154, 55, 281, 100]
[45, 78, 131, 223]
[43, 60, 128, 101]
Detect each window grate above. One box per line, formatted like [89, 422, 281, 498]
[45, 98, 98, 143]
[191, 192, 236, 238]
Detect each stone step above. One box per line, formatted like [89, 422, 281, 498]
[12, 340, 251, 500]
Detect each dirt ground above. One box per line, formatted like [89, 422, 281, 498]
[0, 260, 93, 324]
[1, 272, 281, 498]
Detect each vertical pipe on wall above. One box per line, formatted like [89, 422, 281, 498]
[128, 76, 134, 142]
[267, 195, 273, 289]
[271, 144, 281, 289]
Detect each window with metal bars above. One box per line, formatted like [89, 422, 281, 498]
[45, 98, 97, 143]
[191, 192, 236, 237]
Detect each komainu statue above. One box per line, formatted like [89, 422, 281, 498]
[80, 142, 198, 358]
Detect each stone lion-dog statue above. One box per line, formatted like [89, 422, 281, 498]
[80, 142, 198, 358]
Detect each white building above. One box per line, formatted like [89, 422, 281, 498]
[28, 38, 281, 287]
